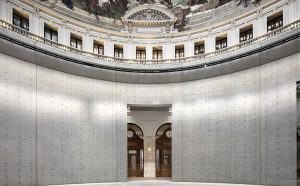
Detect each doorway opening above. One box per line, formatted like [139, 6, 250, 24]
[127, 123, 144, 177]
[156, 123, 172, 177]
[127, 104, 172, 180]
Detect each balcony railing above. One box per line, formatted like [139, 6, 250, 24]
[0, 19, 300, 65]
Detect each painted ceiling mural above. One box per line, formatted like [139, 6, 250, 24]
[60, 0, 261, 30]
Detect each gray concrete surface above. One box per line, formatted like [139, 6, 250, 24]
[49, 180, 266, 186]
[0, 51, 299, 186]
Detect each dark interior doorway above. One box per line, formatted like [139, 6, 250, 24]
[156, 123, 172, 177]
[127, 123, 144, 178]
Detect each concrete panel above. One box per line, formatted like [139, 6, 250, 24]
[0, 52, 299, 185]
[0, 53, 37, 186]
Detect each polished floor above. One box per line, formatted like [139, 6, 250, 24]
[49, 180, 266, 186]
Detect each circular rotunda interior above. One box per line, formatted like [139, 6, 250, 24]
[0, 0, 300, 186]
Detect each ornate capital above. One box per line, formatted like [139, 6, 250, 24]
[128, 35, 134, 44]
[256, 8, 263, 19]
[186, 33, 192, 41]
[33, 6, 40, 17]
[230, 20, 236, 30]
[207, 28, 213, 37]
[60, 19, 68, 29]
[106, 33, 111, 41]
[85, 27, 91, 36]
[165, 35, 171, 44]
[288, 0, 296, 5]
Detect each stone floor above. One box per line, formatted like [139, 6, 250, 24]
[49, 180, 266, 186]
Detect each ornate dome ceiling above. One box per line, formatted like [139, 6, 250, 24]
[58, 0, 261, 31]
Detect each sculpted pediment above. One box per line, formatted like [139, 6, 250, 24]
[128, 9, 171, 21]
[121, 4, 177, 34]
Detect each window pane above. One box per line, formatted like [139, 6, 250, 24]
[52, 33, 58, 42]
[93, 45, 98, 54]
[44, 29, 51, 40]
[195, 46, 199, 55]
[71, 38, 76, 48]
[13, 15, 21, 27]
[141, 51, 146, 59]
[180, 49, 184, 57]
[77, 40, 82, 50]
[119, 51, 123, 58]
[136, 51, 141, 59]
[175, 50, 179, 58]
[22, 19, 29, 31]
[158, 51, 162, 59]
[99, 47, 103, 55]
[153, 52, 157, 59]
[114, 49, 118, 57]
[267, 15, 283, 32]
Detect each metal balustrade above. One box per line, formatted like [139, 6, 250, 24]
[0, 19, 300, 65]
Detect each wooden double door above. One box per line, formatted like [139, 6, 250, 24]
[156, 127, 172, 177]
[128, 128, 144, 177]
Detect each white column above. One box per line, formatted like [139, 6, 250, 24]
[162, 45, 168, 59]
[124, 43, 135, 59]
[82, 35, 93, 53]
[205, 36, 215, 53]
[132, 45, 136, 60]
[297, 0, 300, 20]
[146, 45, 152, 60]
[39, 19, 45, 37]
[143, 136, 156, 178]
[163, 43, 175, 59]
[29, 14, 40, 35]
[283, 5, 289, 26]
[104, 40, 114, 57]
[58, 26, 70, 45]
[227, 28, 239, 46]
[253, 15, 267, 37]
[283, 0, 297, 25]
[184, 41, 194, 57]
[0, 0, 10, 22]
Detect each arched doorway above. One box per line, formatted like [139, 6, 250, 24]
[155, 123, 172, 177]
[127, 123, 144, 177]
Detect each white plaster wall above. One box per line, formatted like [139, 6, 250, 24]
[0, 51, 299, 186]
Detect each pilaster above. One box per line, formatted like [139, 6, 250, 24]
[58, 20, 70, 45]
[184, 35, 194, 57]
[146, 45, 153, 60]
[29, 7, 41, 35]
[205, 29, 215, 53]
[82, 28, 93, 53]
[253, 9, 267, 37]
[104, 34, 114, 57]
[228, 21, 239, 46]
